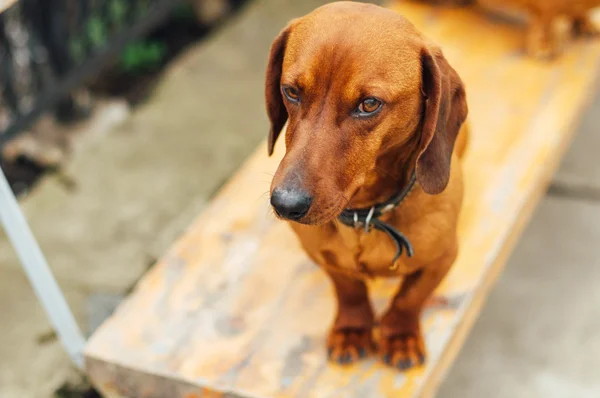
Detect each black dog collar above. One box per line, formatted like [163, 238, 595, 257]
[338, 173, 417, 270]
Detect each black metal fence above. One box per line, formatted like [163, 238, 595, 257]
[0, 0, 184, 149]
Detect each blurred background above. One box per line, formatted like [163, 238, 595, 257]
[0, 0, 598, 397]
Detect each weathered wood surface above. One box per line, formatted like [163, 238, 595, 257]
[85, 2, 600, 397]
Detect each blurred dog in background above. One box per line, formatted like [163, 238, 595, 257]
[417, 0, 600, 59]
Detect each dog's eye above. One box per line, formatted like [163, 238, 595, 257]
[357, 97, 382, 115]
[282, 86, 300, 103]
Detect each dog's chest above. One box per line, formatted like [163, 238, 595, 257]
[333, 223, 421, 277]
[294, 207, 449, 278]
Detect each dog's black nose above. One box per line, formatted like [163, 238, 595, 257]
[270, 188, 313, 221]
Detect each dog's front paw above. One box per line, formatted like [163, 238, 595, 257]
[327, 327, 374, 365]
[379, 331, 426, 370]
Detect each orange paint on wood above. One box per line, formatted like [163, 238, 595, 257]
[85, 3, 600, 397]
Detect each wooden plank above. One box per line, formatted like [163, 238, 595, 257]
[85, 2, 600, 397]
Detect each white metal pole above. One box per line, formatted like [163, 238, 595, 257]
[0, 167, 85, 369]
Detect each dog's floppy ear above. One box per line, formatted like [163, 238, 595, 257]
[265, 23, 293, 156]
[416, 45, 468, 195]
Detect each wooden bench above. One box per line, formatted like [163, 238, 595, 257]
[84, 2, 600, 397]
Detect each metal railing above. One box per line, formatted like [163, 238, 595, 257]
[0, 0, 183, 150]
[0, 165, 86, 369]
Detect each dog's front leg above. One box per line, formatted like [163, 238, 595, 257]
[378, 247, 457, 370]
[325, 271, 375, 365]
[526, 12, 561, 60]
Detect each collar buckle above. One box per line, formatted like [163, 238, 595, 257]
[352, 212, 360, 230]
[364, 207, 375, 233]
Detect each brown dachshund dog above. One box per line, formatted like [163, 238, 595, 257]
[485, 0, 600, 59]
[266, 2, 468, 370]
[427, 0, 600, 59]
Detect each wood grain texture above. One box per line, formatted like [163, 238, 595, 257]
[85, 2, 600, 397]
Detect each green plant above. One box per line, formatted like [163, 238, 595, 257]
[119, 40, 167, 73]
[108, 0, 127, 27]
[171, 3, 197, 21]
[87, 16, 107, 48]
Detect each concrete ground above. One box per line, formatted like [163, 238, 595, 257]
[0, 0, 599, 397]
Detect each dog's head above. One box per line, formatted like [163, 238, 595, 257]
[266, 2, 467, 224]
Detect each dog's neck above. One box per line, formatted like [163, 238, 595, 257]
[348, 136, 420, 209]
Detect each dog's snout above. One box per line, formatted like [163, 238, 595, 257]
[271, 188, 313, 221]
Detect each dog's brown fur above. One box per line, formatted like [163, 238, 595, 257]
[429, 0, 600, 59]
[265, 2, 468, 370]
